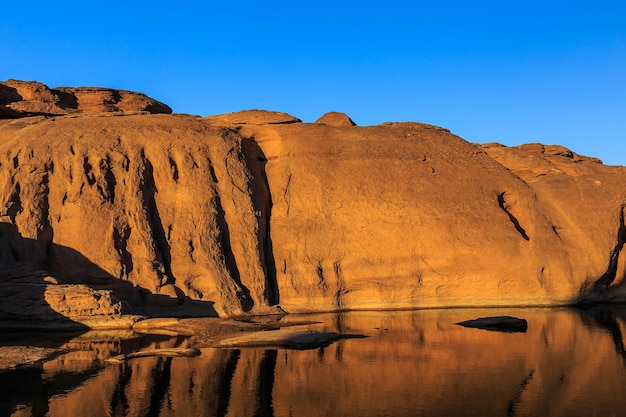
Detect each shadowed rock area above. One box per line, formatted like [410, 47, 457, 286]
[456, 316, 528, 332]
[2, 80, 626, 325]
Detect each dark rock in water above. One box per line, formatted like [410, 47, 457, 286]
[215, 330, 366, 350]
[456, 316, 528, 333]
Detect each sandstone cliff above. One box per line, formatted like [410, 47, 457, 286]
[1, 80, 626, 323]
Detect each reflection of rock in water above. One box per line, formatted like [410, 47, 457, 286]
[578, 305, 626, 363]
[7, 309, 626, 416]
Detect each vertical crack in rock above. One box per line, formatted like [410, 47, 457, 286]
[168, 152, 179, 183]
[594, 205, 626, 291]
[37, 170, 53, 259]
[240, 137, 279, 306]
[506, 369, 535, 417]
[4, 181, 22, 222]
[283, 171, 292, 215]
[99, 155, 116, 204]
[334, 260, 348, 308]
[139, 152, 176, 287]
[498, 192, 530, 241]
[316, 261, 327, 291]
[112, 223, 133, 279]
[83, 156, 96, 186]
[537, 267, 546, 288]
[209, 163, 254, 312]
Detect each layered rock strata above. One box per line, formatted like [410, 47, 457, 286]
[0, 79, 171, 118]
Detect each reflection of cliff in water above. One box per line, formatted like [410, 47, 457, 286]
[5, 307, 626, 416]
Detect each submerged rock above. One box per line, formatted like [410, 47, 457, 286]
[456, 316, 528, 333]
[215, 330, 366, 349]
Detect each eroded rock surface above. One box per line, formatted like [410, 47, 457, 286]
[204, 110, 301, 125]
[0, 79, 171, 118]
[1, 90, 626, 323]
[315, 111, 357, 127]
[0, 113, 279, 320]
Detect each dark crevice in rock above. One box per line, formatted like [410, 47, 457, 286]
[241, 138, 279, 306]
[5, 181, 22, 223]
[112, 225, 134, 279]
[83, 156, 96, 186]
[100, 155, 116, 204]
[37, 172, 54, 260]
[168, 155, 179, 183]
[316, 262, 326, 289]
[208, 163, 254, 312]
[594, 206, 626, 291]
[334, 260, 348, 308]
[139, 154, 175, 288]
[498, 192, 530, 241]
[50, 88, 79, 109]
[283, 172, 292, 215]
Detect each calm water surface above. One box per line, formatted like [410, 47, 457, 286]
[2, 307, 626, 417]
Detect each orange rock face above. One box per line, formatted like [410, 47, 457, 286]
[0, 80, 171, 118]
[315, 111, 357, 127]
[1, 84, 626, 322]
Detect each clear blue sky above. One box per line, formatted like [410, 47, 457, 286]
[2, 1, 625, 164]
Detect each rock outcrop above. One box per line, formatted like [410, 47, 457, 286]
[204, 110, 301, 125]
[0, 79, 171, 118]
[2, 81, 626, 323]
[315, 111, 357, 127]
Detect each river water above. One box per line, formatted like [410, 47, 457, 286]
[2, 306, 626, 417]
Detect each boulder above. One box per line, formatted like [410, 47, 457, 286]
[215, 330, 365, 349]
[456, 316, 528, 332]
[315, 111, 357, 127]
[204, 109, 301, 125]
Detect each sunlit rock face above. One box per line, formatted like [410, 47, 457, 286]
[0, 113, 277, 318]
[1, 82, 626, 320]
[0, 80, 171, 118]
[231, 121, 626, 312]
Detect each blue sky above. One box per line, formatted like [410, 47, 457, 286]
[2, 1, 625, 164]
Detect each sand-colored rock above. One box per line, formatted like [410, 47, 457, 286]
[232, 122, 626, 312]
[215, 329, 364, 349]
[0, 113, 277, 319]
[0, 80, 171, 118]
[204, 109, 301, 125]
[1, 84, 626, 321]
[315, 111, 357, 127]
